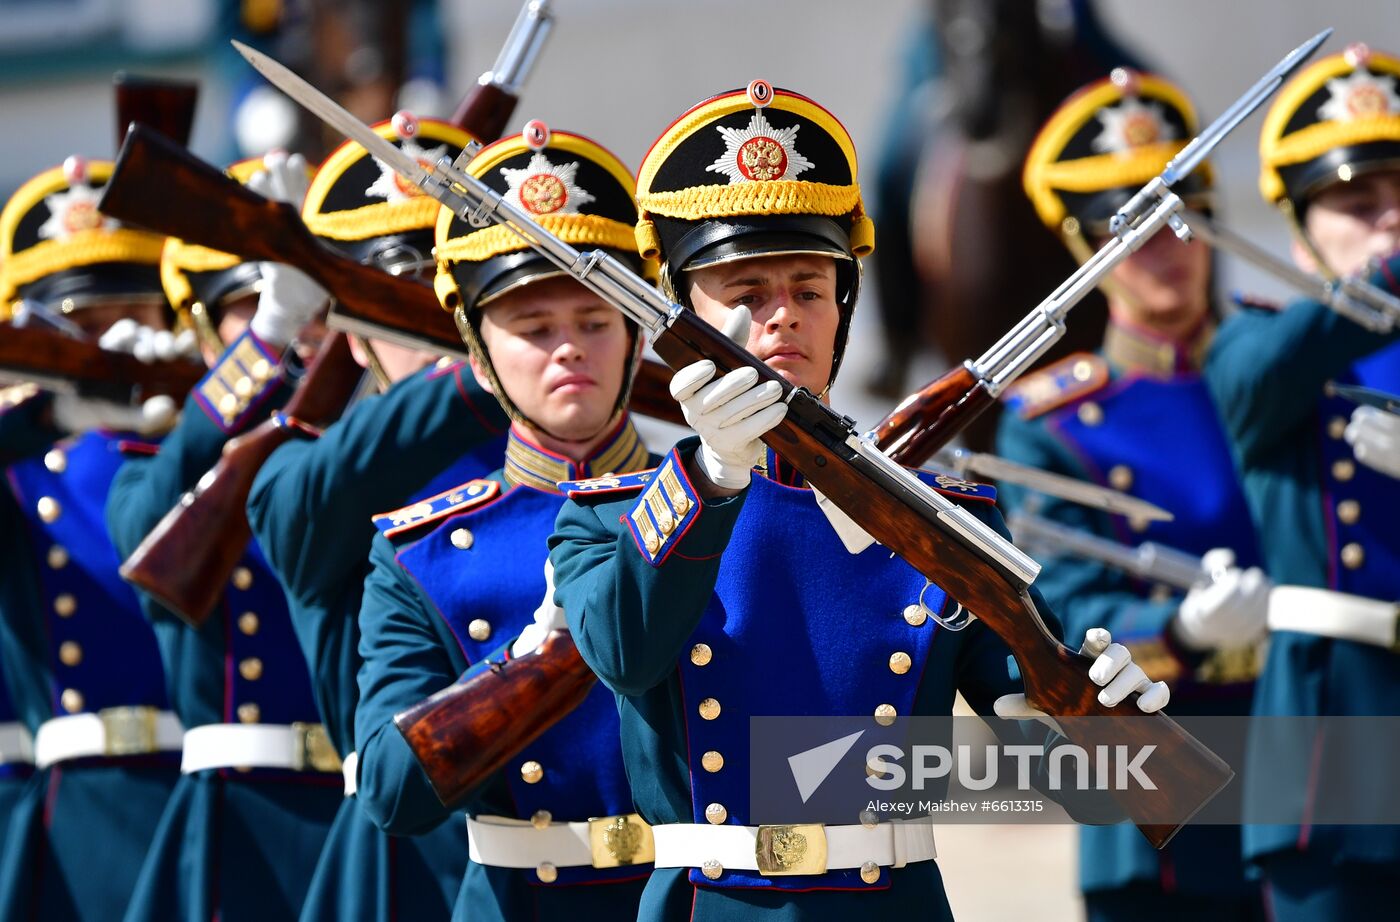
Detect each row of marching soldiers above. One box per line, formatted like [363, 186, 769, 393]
[0, 41, 1397, 922]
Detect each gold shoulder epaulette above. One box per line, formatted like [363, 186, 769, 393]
[1002, 353, 1109, 420]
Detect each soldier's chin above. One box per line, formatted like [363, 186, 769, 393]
[536, 402, 614, 444]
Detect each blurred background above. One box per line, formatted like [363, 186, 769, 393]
[2, 1, 1395, 917]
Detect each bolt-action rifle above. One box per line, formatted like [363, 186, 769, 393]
[237, 31, 1334, 844]
[111, 0, 569, 626]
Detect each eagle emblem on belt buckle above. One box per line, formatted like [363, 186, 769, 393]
[588, 814, 655, 867]
[756, 823, 828, 876]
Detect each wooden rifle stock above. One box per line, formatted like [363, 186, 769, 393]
[120, 334, 363, 626]
[398, 310, 1230, 845]
[114, 73, 198, 149]
[0, 325, 205, 401]
[871, 363, 995, 466]
[102, 126, 470, 356]
[394, 630, 596, 805]
[452, 82, 516, 144]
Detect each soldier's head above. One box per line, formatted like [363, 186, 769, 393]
[435, 123, 642, 453]
[161, 155, 291, 365]
[636, 81, 873, 395]
[1261, 43, 1400, 278]
[1025, 69, 1214, 339]
[303, 115, 477, 383]
[1, 156, 170, 337]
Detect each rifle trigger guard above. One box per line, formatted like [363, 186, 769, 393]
[919, 580, 974, 632]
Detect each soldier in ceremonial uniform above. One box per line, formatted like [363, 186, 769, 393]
[999, 72, 1268, 921]
[547, 83, 1171, 921]
[353, 126, 656, 921]
[1203, 44, 1400, 921]
[105, 152, 345, 922]
[0, 157, 188, 922]
[245, 116, 511, 922]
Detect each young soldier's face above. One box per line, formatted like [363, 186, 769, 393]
[1297, 169, 1400, 277]
[474, 275, 631, 441]
[1097, 228, 1212, 338]
[685, 253, 841, 393]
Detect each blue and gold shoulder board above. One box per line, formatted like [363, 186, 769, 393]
[373, 479, 500, 539]
[1002, 353, 1109, 420]
[925, 472, 997, 503]
[558, 468, 656, 499]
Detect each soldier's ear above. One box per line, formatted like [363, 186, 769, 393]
[1290, 236, 1319, 275]
[467, 351, 495, 396]
[347, 335, 372, 371]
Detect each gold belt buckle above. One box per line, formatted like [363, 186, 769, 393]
[587, 813, 655, 867]
[100, 706, 158, 756]
[755, 823, 828, 876]
[290, 723, 342, 773]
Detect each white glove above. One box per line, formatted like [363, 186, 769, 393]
[669, 306, 786, 490]
[53, 393, 177, 435]
[99, 318, 198, 364]
[1344, 404, 1400, 480]
[994, 628, 1171, 729]
[1173, 548, 1271, 651]
[246, 152, 328, 347]
[510, 560, 567, 658]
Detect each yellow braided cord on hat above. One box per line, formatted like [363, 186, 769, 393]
[303, 196, 444, 241]
[436, 213, 636, 264]
[638, 179, 860, 221]
[637, 91, 858, 197]
[2, 229, 165, 296]
[1023, 74, 1198, 229]
[166, 238, 243, 274]
[1259, 50, 1400, 202]
[160, 238, 194, 311]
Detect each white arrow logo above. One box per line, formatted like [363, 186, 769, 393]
[788, 730, 865, 803]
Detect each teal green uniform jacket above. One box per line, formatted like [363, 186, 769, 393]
[996, 324, 1262, 904]
[106, 332, 342, 922]
[246, 359, 507, 922]
[355, 421, 655, 922]
[548, 439, 1115, 922]
[1204, 255, 1400, 868]
[0, 389, 178, 922]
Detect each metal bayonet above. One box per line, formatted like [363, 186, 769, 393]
[932, 447, 1174, 522]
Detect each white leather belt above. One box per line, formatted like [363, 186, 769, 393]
[34, 707, 183, 769]
[652, 820, 937, 878]
[180, 722, 341, 774]
[342, 750, 358, 796]
[1269, 586, 1400, 651]
[0, 722, 34, 766]
[467, 813, 655, 872]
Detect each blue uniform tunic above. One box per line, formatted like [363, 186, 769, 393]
[1204, 255, 1400, 883]
[548, 439, 1109, 922]
[247, 359, 508, 922]
[0, 402, 179, 922]
[355, 421, 654, 922]
[106, 332, 343, 922]
[0, 384, 49, 864]
[997, 320, 1264, 915]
